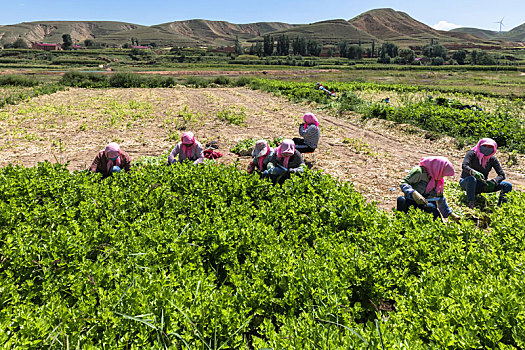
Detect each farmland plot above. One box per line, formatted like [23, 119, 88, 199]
[0, 86, 524, 209]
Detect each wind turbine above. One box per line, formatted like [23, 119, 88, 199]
[495, 18, 504, 33]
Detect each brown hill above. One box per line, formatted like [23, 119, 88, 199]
[152, 20, 295, 46]
[349, 9, 442, 41]
[0, 21, 143, 46]
[0, 9, 522, 48]
[256, 19, 377, 45]
[347, 8, 500, 46]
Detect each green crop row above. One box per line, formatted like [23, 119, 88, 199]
[0, 84, 66, 108]
[363, 102, 525, 151]
[1, 161, 525, 348]
[246, 79, 525, 152]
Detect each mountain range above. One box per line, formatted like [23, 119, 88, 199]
[1, 8, 523, 48]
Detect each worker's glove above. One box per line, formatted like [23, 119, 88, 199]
[411, 191, 427, 206]
[471, 170, 485, 182]
[484, 180, 497, 192]
[448, 212, 461, 223]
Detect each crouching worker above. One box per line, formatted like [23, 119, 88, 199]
[247, 140, 273, 174]
[89, 142, 131, 178]
[263, 139, 306, 183]
[460, 138, 512, 208]
[397, 156, 460, 221]
[293, 113, 320, 153]
[168, 131, 205, 165]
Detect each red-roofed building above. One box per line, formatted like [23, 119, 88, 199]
[131, 45, 150, 49]
[32, 42, 62, 51]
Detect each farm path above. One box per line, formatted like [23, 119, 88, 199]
[0, 86, 524, 210]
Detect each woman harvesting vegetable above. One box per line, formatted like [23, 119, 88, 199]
[168, 131, 205, 165]
[89, 142, 131, 178]
[247, 140, 274, 174]
[263, 139, 306, 183]
[460, 138, 512, 208]
[293, 113, 320, 153]
[397, 156, 460, 221]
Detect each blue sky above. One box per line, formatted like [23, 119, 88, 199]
[1, 0, 523, 31]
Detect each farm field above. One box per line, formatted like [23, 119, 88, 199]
[2, 75, 525, 348]
[1, 85, 524, 209]
[2, 66, 525, 97]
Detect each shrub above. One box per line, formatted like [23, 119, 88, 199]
[212, 76, 231, 85]
[184, 76, 210, 88]
[60, 71, 109, 87]
[0, 75, 39, 87]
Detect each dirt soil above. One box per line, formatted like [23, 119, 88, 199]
[1, 86, 524, 210]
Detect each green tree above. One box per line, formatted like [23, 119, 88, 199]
[347, 45, 363, 59]
[263, 35, 274, 56]
[423, 42, 447, 59]
[6, 38, 29, 49]
[398, 48, 415, 64]
[307, 40, 322, 57]
[276, 35, 289, 56]
[338, 41, 348, 58]
[234, 36, 243, 55]
[452, 50, 467, 65]
[292, 37, 307, 56]
[380, 42, 398, 59]
[62, 34, 73, 50]
[470, 50, 495, 65]
[254, 41, 263, 57]
[431, 56, 444, 65]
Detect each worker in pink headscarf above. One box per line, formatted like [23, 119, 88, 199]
[168, 131, 205, 165]
[247, 139, 274, 174]
[263, 139, 305, 183]
[89, 142, 131, 178]
[397, 156, 460, 221]
[293, 113, 320, 153]
[460, 138, 512, 208]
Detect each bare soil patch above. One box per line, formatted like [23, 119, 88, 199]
[1, 86, 523, 209]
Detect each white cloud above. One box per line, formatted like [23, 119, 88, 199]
[432, 20, 462, 31]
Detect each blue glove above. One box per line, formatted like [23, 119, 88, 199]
[111, 166, 121, 174]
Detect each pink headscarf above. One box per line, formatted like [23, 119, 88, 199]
[275, 139, 295, 169]
[105, 142, 121, 172]
[419, 156, 455, 195]
[181, 132, 196, 159]
[472, 138, 497, 168]
[258, 145, 271, 170]
[303, 113, 319, 130]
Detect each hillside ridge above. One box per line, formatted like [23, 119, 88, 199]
[0, 9, 523, 47]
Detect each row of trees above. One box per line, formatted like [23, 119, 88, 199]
[0, 35, 506, 66]
[377, 40, 501, 66]
[244, 35, 323, 57]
